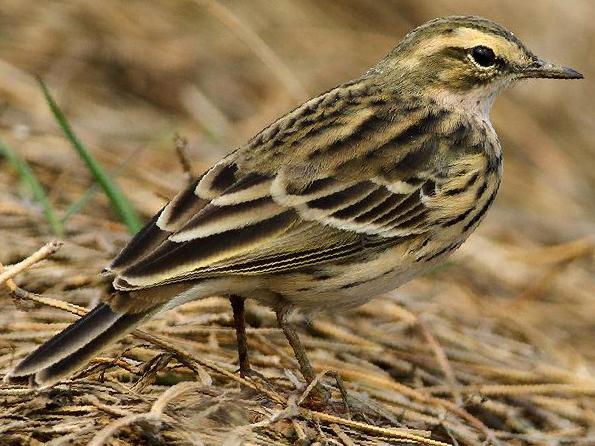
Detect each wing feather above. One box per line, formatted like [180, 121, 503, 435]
[109, 175, 210, 273]
[170, 197, 285, 242]
[109, 81, 450, 291]
[118, 210, 298, 288]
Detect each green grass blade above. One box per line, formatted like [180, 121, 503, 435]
[61, 145, 146, 225]
[0, 138, 64, 236]
[38, 78, 143, 233]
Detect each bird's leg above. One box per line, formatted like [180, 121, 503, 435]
[275, 307, 327, 400]
[229, 295, 251, 377]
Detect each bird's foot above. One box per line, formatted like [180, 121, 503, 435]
[297, 370, 352, 418]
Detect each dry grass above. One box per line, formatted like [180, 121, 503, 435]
[0, 1, 594, 445]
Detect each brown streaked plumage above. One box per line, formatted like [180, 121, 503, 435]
[6, 15, 582, 389]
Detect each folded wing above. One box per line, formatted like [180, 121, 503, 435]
[107, 81, 446, 291]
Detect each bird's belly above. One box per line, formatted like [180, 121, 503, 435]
[270, 243, 429, 311]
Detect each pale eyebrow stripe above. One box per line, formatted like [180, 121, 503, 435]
[399, 28, 519, 68]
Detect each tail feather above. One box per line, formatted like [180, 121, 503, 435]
[5, 303, 151, 388]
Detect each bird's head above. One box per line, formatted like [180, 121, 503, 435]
[374, 16, 582, 114]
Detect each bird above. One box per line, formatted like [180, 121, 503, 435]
[5, 15, 582, 389]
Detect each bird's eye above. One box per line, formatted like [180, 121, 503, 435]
[470, 46, 496, 68]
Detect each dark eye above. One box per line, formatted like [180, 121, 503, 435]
[470, 46, 496, 67]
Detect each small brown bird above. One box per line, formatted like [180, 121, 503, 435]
[6, 16, 582, 388]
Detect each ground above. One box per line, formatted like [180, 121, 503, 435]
[0, 1, 593, 445]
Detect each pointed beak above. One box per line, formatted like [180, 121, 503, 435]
[518, 59, 583, 80]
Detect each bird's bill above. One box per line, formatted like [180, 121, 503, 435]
[518, 59, 583, 79]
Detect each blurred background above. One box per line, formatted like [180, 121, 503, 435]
[0, 1, 593, 443]
[0, 0, 593, 218]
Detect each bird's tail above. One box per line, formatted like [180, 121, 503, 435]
[4, 303, 155, 388]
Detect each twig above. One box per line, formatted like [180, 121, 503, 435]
[174, 135, 195, 183]
[10, 287, 87, 316]
[330, 423, 356, 446]
[297, 369, 329, 406]
[84, 394, 130, 417]
[0, 240, 63, 287]
[459, 383, 595, 397]
[416, 314, 463, 406]
[150, 381, 204, 417]
[299, 408, 452, 446]
[87, 412, 160, 446]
